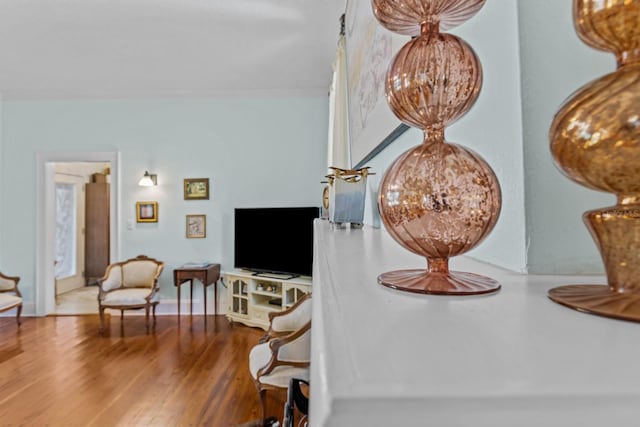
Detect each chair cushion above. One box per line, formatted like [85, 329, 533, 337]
[102, 288, 155, 306]
[122, 261, 160, 288]
[0, 293, 22, 311]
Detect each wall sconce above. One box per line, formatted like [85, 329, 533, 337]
[138, 171, 157, 187]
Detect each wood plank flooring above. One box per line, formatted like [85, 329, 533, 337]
[0, 314, 279, 426]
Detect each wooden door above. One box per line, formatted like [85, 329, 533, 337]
[85, 180, 110, 284]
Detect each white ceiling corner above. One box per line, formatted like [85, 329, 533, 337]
[0, 0, 347, 100]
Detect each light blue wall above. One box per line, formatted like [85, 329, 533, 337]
[517, 0, 613, 274]
[1, 97, 328, 307]
[0, 95, 3, 262]
[364, 0, 528, 272]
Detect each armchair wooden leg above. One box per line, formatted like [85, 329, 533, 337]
[145, 305, 150, 332]
[258, 388, 267, 426]
[16, 304, 22, 326]
[152, 303, 157, 327]
[99, 306, 106, 334]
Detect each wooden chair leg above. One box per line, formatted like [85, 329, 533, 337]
[145, 305, 150, 331]
[99, 306, 105, 333]
[152, 303, 157, 327]
[259, 388, 267, 426]
[16, 304, 22, 326]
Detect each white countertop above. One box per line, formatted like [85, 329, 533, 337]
[309, 220, 640, 426]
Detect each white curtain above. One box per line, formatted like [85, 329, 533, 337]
[327, 35, 350, 171]
[55, 183, 76, 279]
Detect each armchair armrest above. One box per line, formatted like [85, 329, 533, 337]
[97, 264, 122, 300]
[144, 278, 161, 302]
[0, 272, 21, 297]
[257, 320, 311, 380]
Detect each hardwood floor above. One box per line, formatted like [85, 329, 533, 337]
[0, 314, 281, 426]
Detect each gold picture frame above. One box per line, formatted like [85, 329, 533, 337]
[136, 201, 158, 223]
[186, 214, 206, 238]
[184, 178, 210, 200]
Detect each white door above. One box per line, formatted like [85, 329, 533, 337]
[54, 173, 86, 296]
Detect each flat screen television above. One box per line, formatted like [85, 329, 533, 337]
[234, 207, 319, 278]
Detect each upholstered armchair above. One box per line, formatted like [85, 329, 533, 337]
[97, 255, 164, 333]
[249, 294, 312, 424]
[0, 272, 22, 326]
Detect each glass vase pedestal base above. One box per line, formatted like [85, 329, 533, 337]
[548, 285, 640, 322]
[378, 269, 500, 295]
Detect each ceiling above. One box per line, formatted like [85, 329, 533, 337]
[0, 0, 346, 100]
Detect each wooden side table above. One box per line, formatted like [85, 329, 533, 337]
[173, 263, 221, 317]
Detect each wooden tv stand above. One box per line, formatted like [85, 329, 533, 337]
[225, 270, 312, 330]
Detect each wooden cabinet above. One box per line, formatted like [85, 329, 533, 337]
[84, 179, 109, 285]
[225, 270, 312, 330]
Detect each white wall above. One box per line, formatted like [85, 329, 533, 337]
[517, 0, 613, 274]
[1, 96, 328, 313]
[363, 0, 528, 272]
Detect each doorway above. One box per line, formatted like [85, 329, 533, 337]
[36, 152, 119, 316]
[53, 163, 110, 314]
[54, 171, 86, 296]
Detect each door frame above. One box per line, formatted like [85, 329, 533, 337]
[36, 151, 120, 316]
[53, 171, 87, 296]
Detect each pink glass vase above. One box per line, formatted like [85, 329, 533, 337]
[548, 0, 640, 321]
[378, 130, 501, 294]
[373, 0, 486, 34]
[372, 0, 501, 295]
[384, 31, 482, 130]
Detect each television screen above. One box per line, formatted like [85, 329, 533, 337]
[234, 207, 319, 278]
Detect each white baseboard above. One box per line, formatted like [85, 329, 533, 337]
[0, 302, 37, 317]
[155, 298, 229, 316]
[0, 299, 228, 317]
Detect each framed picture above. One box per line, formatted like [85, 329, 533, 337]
[345, 0, 408, 168]
[184, 178, 210, 200]
[186, 214, 206, 238]
[136, 201, 158, 223]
